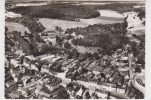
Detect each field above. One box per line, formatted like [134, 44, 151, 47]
[80, 16, 124, 25]
[39, 18, 87, 31]
[39, 15, 124, 31]
[15, 2, 48, 6]
[133, 29, 145, 36]
[98, 10, 124, 18]
[5, 22, 30, 35]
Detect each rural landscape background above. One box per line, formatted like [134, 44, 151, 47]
[5, 0, 145, 99]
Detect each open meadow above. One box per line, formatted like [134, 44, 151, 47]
[5, 22, 30, 35]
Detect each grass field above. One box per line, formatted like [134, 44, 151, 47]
[133, 29, 145, 35]
[39, 15, 124, 31]
[39, 18, 87, 31]
[5, 22, 30, 35]
[15, 2, 48, 6]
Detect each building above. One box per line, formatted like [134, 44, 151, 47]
[41, 36, 56, 46]
[76, 87, 83, 96]
[35, 85, 50, 98]
[41, 65, 50, 73]
[75, 18, 80, 22]
[5, 32, 14, 38]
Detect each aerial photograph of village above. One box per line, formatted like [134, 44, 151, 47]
[4, 0, 145, 99]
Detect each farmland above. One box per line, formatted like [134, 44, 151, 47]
[5, 22, 30, 35]
[39, 15, 124, 31]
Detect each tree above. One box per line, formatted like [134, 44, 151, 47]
[33, 47, 39, 56]
[66, 35, 73, 40]
[29, 34, 34, 38]
[55, 63, 62, 71]
[35, 34, 45, 43]
[84, 52, 92, 58]
[24, 31, 28, 36]
[91, 92, 99, 99]
[56, 36, 63, 46]
[93, 52, 100, 60]
[100, 73, 105, 78]
[71, 48, 79, 59]
[72, 39, 78, 46]
[85, 91, 91, 99]
[64, 42, 71, 49]
[40, 44, 50, 54]
[68, 51, 73, 59]
[55, 26, 63, 33]
[5, 27, 8, 33]
[135, 66, 141, 73]
[80, 68, 88, 74]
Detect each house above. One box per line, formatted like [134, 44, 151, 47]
[45, 84, 59, 91]
[18, 87, 28, 97]
[36, 85, 51, 98]
[75, 18, 80, 22]
[77, 35, 84, 39]
[6, 32, 14, 38]
[52, 56, 62, 62]
[22, 76, 31, 86]
[25, 55, 37, 62]
[37, 91, 50, 98]
[48, 37, 56, 45]
[40, 33, 56, 45]
[76, 87, 83, 96]
[118, 67, 129, 72]
[8, 91, 22, 99]
[10, 59, 20, 68]
[119, 56, 128, 61]
[41, 65, 50, 73]
[40, 31, 56, 36]
[31, 64, 38, 71]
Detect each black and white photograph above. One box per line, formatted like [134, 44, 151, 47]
[3, 0, 147, 99]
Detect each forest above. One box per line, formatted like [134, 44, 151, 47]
[9, 3, 100, 21]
